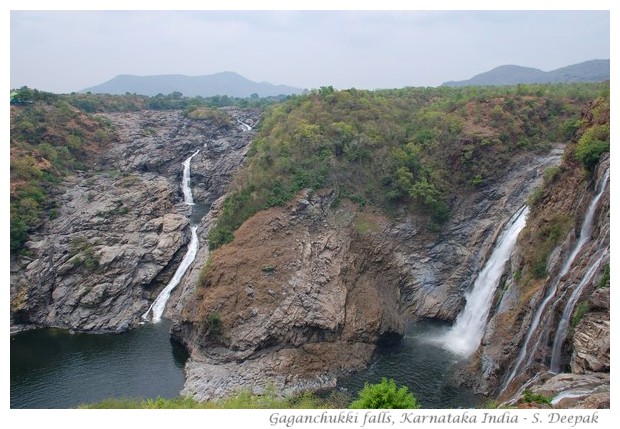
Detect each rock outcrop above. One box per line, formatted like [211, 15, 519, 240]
[10, 108, 259, 333]
[571, 287, 610, 374]
[473, 101, 610, 408]
[484, 155, 609, 404]
[173, 191, 404, 399]
[172, 149, 563, 399]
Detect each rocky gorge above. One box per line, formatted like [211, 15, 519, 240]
[171, 147, 565, 400]
[10, 107, 259, 333]
[10, 94, 610, 409]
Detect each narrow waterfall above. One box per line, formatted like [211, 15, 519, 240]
[503, 168, 609, 388]
[237, 119, 252, 132]
[143, 150, 201, 322]
[549, 251, 607, 372]
[182, 150, 200, 205]
[439, 206, 529, 356]
[142, 226, 199, 322]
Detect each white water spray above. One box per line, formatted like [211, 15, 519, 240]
[549, 251, 607, 372]
[143, 150, 202, 322]
[142, 226, 199, 322]
[503, 168, 609, 387]
[438, 206, 529, 356]
[237, 119, 252, 132]
[182, 150, 200, 205]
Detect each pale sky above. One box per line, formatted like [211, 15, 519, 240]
[9, 9, 610, 94]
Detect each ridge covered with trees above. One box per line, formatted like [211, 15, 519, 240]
[208, 82, 608, 248]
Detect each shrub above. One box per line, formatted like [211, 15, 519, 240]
[202, 312, 222, 338]
[349, 378, 420, 409]
[570, 302, 590, 328]
[598, 264, 609, 288]
[523, 389, 551, 405]
[543, 166, 562, 185]
[574, 123, 609, 172]
[471, 174, 484, 187]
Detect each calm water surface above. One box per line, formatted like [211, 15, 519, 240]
[10, 320, 187, 409]
[12, 319, 481, 409]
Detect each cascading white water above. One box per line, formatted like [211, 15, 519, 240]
[503, 168, 609, 387]
[237, 119, 252, 132]
[143, 150, 202, 322]
[182, 150, 200, 205]
[551, 389, 596, 406]
[549, 251, 607, 372]
[142, 226, 199, 322]
[438, 205, 529, 356]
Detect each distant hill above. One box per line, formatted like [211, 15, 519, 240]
[442, 59, 609, 87]
[81, 72, 304, 97]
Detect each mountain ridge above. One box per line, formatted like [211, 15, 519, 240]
[81, 71, 304, 97]
[443, 59, 609, 87]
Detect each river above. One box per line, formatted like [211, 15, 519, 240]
[336, 320, 483, 408]
[10, 320, 187, 409]
[10, 146, 510, 409]
[11, 319, 482, 409]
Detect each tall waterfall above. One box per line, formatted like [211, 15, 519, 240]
[142, 226, 199, 322]
[143, 150, 201, 322]
[503, 168, 609, 387]
[549, 251, 607, 372]
[439, 206, 529, 356]
[182, 150, 200, 205]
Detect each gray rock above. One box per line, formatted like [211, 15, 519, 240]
[571, 313, 610, 374]
[529, 373, 610, 409]
[10, 108, 259, 333]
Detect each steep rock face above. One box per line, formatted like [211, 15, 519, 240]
[173, 149, 563, 399]
[530, 373, 610, 409]
[571, 287, 610, 374]
[479, 155, 609, 399]
[10, 108, 258, 333]
[174, 192, 405, 399]
[11, 173, 188, 332]
[471, 107, 610, 408]
[391, 149, 563, 321]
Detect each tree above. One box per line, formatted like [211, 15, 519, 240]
[349, 378, 420, 409]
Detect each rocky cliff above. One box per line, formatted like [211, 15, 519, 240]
[466, 100, 610, 408]
[10, 108, 258, 333]
[172, 148, 563, 400]
[10, 92, 608, 409]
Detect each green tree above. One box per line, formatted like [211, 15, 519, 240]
[349, 378, 420, 409]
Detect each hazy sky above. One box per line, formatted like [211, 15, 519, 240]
[10, 9, 611, 93]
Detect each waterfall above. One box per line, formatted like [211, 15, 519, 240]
[142, 226, 199, 322]
[549, 251, 607, 372]
[237, 119, 252, 132]
[551, 389, 596, 406]
[143, 150, 202, 322]
[182, 150, 200, 205]
[503, 168, 609, 388]
[438, 206, 529, 356]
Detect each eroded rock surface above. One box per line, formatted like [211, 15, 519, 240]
[173, 150, 563, 398]
[10, 108, 258, 333]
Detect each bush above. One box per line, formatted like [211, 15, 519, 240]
[202, 312, 222, 338]
[349, 378, 420, 409]
[598, 264, 609, 288]
[570, 302, 590, 328]
[523, 389, 551, 405]
[574, 123, 609, 172]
